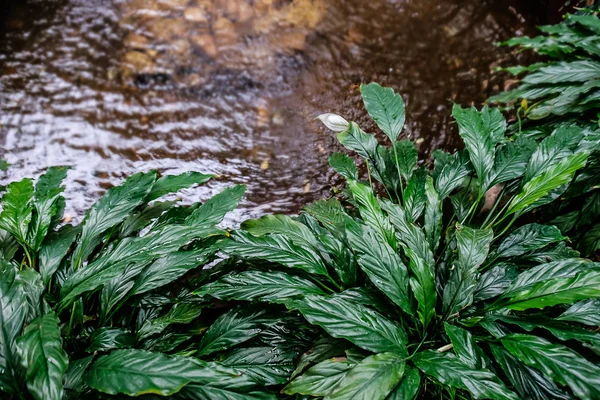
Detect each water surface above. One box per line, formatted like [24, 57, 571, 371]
[0, 0, 542, 223]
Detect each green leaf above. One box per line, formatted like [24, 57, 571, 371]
[220, 346, 296, 386]
[405, 248, 436, 329]
[326, 353, 405, 400]
[474, 263, 517, 301]
[523, 125, 583, 184]
[336, 122, 379, 161]
[198, 309, 276, 357]
[87, 328, 135, 353]
[502, 334, 600, 399]
[452, 104, 496, 187]
[71, 171, 157, 269]
[131, 247, 216, 296]
[177, 379, 277, 400]
[393, 140, 418, 181]
[185, 185, 246, 227]
[329, 153, 358, 181]
[0, 159, 10, 171]
[413, 350, 517, 400]
[444, 324, 484, 369]
[61, 225, 222, 308]
[443, 225, 493, 316]
[63, 355, 94, 394]
[138, 303, 204, 340]
[385, 366, 420, 400]
[119, 200, 176, 238]
[292, 336, 347, 379]
[223, 231, 329, 277]
[523, 60, 600, 84]
[283, 358, 355, 397]
[18, 268, 44, 323]
[195, 270, 325, 302]
[29, 167, 69, 250]
[286, 294, 407, 355]
[348, 180, 396, 249]
[242, 214, 319, 249]
[490, 344, 570, 400]
[485, 137, 537, 189]
[424, 177, 442, 252]
[403, 168, 427, 222]
[16, 312, 68, 400]
[85, 349, 248, 396]
[39, 224, 80, 285]
[507, 152, 589, 216]
[496, 224, 566, 258]
[496, 259, 600, 310]
[0, 261, 27, 393]
[346, 222, 412, 315]
[146, 172, 212, 201]
[0, 178, 34, 245]
[558, 299, 600, 326]
[435, 151, 472, 199]
[360, 83, 406, 142]
[304, 199, 349, 231]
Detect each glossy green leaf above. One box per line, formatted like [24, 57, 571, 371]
[131, 247, 216, 296]
[393, 140, 418, 181]
[71, 171, 157, 269]
[176, 379, 276, 400]
[39, 224, 80, 285]
[0, 178, 34, 245]
[507, 152, 588, 216]
[292, 336, 347, 379]
[138, 303, 204, 340]
[184, 185, 245, 227]
[198, 309, 276, 357]
[286, 294, 407, 355]
[0, 261, 27, 393]
[444, 324, 484, 369]
[502, 334, 600, 399]
[413, 350, 517, 400]
[361, 82, 406, 142]
[490, 344, 570, 400]
[220, 346, 296, 386]
[29, 167, 69, 250]
[223, 231, 329, 277]
[385, 366, 420, 400]
[16, 312, 68, 400]
[283, 358, 355, 397]
[87, 328, 135, 353]
[558, 299, 600, 326]
[18, 268, 44, 323]
[63, 355, 94, 394]
[346, 222, 412, 315]
[348, 180, 396, 249]
[496, 224, 566, 258]
[405, 248, 436, 329]
[485, 137, 536, 189]
[424, 177, 442, 252]
[195, 270, 325, 302]
[146, 172, 212, 201]
[403, 168, 427, 222]
[443, 225, 493, 316]
[329, 153, 358, 181]
[85, 349, 247, 396]
[496, 259, 600, 310]
[474, 263, 517, 301]
[326, 353, 405, 400]
[119, 200, 176, 238]
[242, 214, 319, 249]
[452, 104, 496, 186]
[523, 60, 600, 85]
[435, 151, 472, 199]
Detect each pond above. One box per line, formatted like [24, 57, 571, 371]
[0, 0, 548, 224]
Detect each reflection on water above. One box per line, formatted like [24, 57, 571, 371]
[0, 0, 540, 223]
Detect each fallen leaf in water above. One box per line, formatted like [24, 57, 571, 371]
[260, 159, 270, 170]
[303, 181, 311, 193]
[63, 214, 73, 224]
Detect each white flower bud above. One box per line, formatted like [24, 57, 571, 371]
[316, 113, 349, 132]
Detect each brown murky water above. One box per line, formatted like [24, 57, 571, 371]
[0, 0, 545, 223]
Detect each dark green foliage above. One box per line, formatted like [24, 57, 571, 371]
[0, 170, 286, 399]
[195, 83, 600, 400]
[490, 12, 600, 258]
